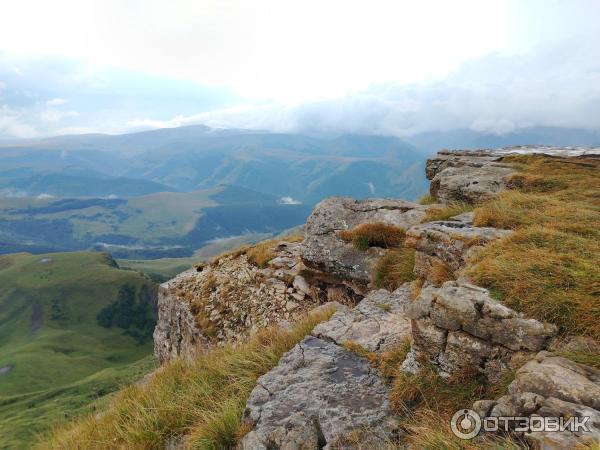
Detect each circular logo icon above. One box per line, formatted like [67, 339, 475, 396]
[450, 409, 482, 440]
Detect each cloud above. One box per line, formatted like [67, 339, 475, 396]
[45, 98, 68, 106]
[40, 108, 79, 123]
[0, 80, 5, 90]
[279, 196, 301, 205]
[0, 105, 39, 138]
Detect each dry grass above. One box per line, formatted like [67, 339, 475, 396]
[429, 259, 454, 285]
[422, 202, 472, 222]
[338, 222, 406, 251]
[467, 155, 600, 336]
[372, 248, 416, 291]
[390, 364, 522, 449]
[245, 240, 277, 268]
[40, 307, 335, 450]
[419, 193, 438, 205]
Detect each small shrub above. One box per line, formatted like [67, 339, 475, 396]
[338, 223, 406, 250]
[422, 202, 472, 222]
[373, 248, 416, 291]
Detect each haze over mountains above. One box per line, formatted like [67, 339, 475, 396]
[2, 124, 600, 258]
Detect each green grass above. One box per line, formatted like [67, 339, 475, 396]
[41, 307, 335, 450]
[0, 252, 157, 448]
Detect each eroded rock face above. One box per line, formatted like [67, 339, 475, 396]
[312, 284, 412, 352]
[406, 214, 511, 283]
[153, 269, 210, 364]
[154, 241, 327, 363]
[239, 336, 397, 450]
[302, 197, 429, 294]
[475, 352, 600, 449]
[403, 281, 557, 381]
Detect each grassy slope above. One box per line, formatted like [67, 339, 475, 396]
[0, 252, 157, 449]
[41, 308, 334, 450]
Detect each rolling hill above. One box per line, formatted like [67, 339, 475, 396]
[0, 252, 157, 449]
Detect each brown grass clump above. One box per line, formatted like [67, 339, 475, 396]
[338, 222, 406, 251]
[418, 193, 438, 205]
[422, 202, 472, 222]
[245, 240, 277, 268]
[429, 259, 454, 285]
[40, 307, 336, 450]
[372, 248, 416, 291]
[468, 155, 600, 336]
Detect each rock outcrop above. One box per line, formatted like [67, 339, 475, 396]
[405, 213, 511, 283]
[240, 336, 397, 449]
[474, 352, 600, 449]
[154, 241, 325, 363]
[302, 197, 429, 294]
[426, 145, 600, 203]
[403, 280, 557, 382]
[312, 284, 412, 352]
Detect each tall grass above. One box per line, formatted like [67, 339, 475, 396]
[40, 307, 335, 450]
[372, 248, 416, 290]
[467, 155, 600, 336]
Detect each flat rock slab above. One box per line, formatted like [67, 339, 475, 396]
[312, 284, 412, 352]
[240, 335, 396, 449]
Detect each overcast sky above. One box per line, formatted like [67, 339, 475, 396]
[0, 0, 599, 138]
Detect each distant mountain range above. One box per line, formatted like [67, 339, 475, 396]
[2, 124, 599, 257]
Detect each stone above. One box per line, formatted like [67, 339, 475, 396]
[405, 220, 511, 283]
[403, 281, 557, 381]
[312, 284, 412, 352]
[301, 197, 429, 294]
[475, 352, 600, 448]
[239, 336, 397, 449]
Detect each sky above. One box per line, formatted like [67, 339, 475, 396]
[0, 0, 599, 139]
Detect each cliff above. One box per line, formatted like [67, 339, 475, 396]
[47, 145, 600, 449]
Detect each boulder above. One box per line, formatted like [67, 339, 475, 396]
[239, 336, 397, 449]
[302, 197, 429, 294]
[405, 219, 511, 283]
[403, 281, 557, 381]
[476, 352, 600, 449]
[312, 284, 412, 352]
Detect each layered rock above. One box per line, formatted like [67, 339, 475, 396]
[405, 213, 511, 283]
[302, 197, 429, 294]
[474, 352, 600, 449]
[426, 145, 600, 203]
[154, 241, 324, 363]
[403, 280, 557, 382]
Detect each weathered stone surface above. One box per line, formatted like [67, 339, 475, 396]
[154, 241, 326, 363]
[239, 336, 397, 449]
[302, 197, 429, 294]
[426, 146, 600, 204]
[406, 220, 511, 283]
[153, 269, 209, 364]
[477, 352, 600, 449]
[403, 281, 557, 381]
[312, 284, 412, 352]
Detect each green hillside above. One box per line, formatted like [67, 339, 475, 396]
[0, 252, 158, 449]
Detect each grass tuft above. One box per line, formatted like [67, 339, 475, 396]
[40, 307, 335, 450]
[418, 194, 438, 205]
[422, 202, 472, 222]
[338, 223, 406, 251]
[372, 248, 416, 291]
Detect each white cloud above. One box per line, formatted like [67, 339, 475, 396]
[0, 81, 6, 90]
[279, 196, 301, 205]
[40, 108, 79, 122]
[36, 193, 55, 199]
[45, 98, 68, 106]
[0, 105, 39, 138]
